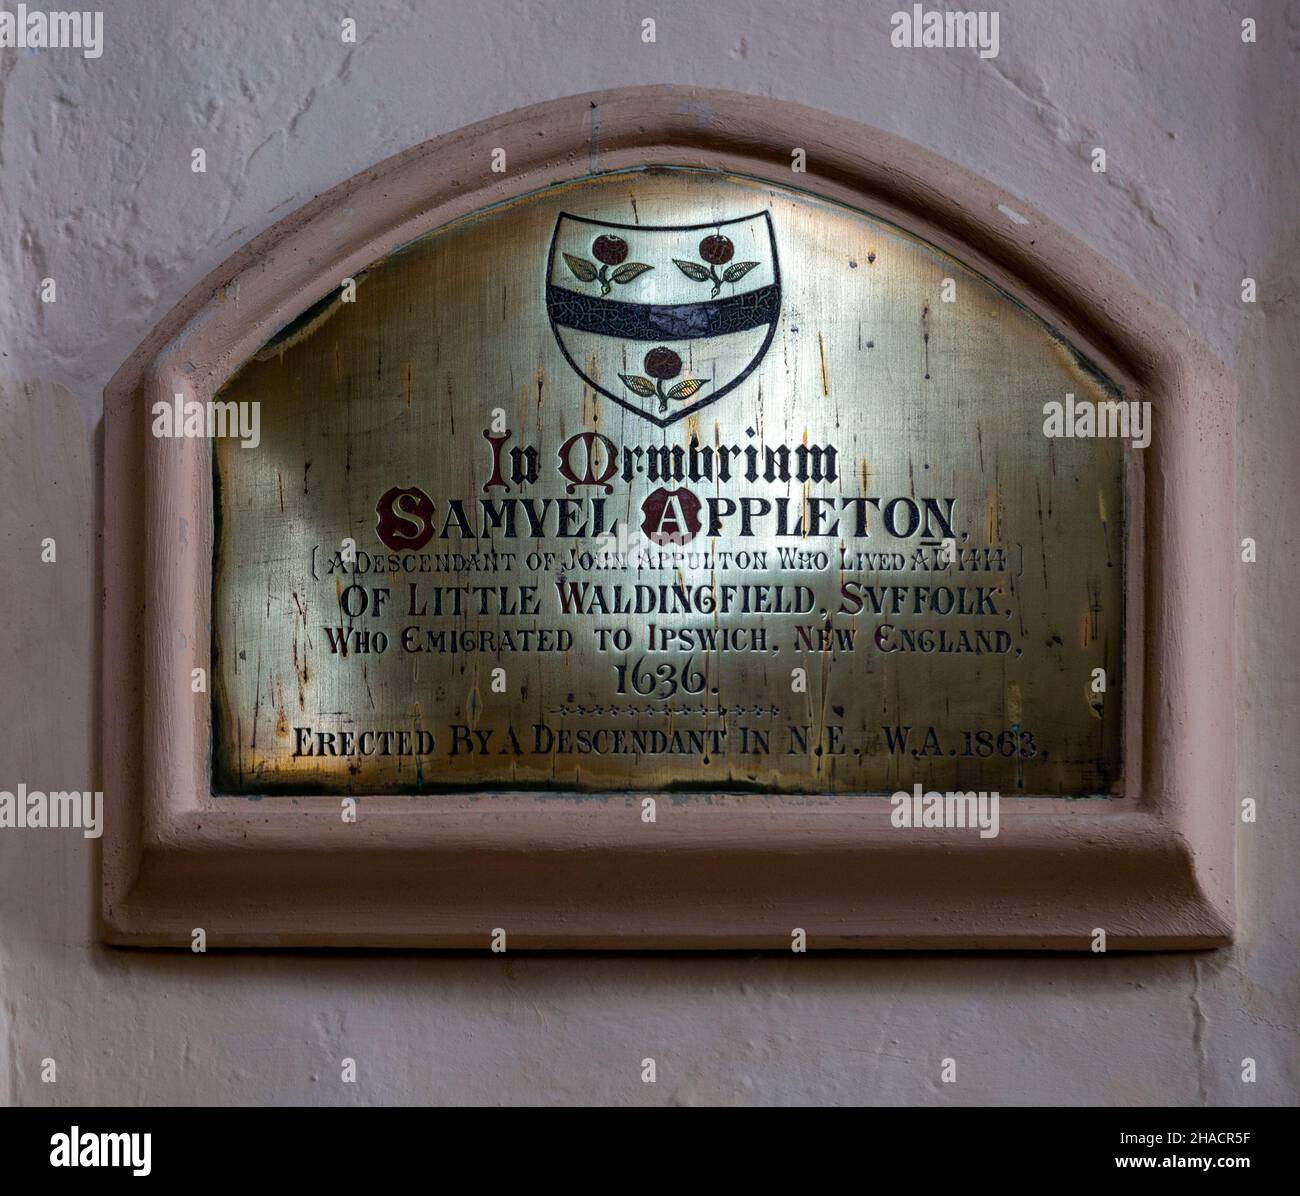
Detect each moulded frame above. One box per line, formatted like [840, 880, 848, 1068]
[101, 86, 1234, 949]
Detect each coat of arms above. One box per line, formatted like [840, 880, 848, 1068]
[546, 210, 781, 427]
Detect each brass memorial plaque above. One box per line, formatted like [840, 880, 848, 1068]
[211, 169, 1124, 796]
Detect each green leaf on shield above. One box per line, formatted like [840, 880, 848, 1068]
[673, 259, 712, 282]
[611, 262, 653, 284]
[619, 375, 657, 397]
[722, 261, 760, 284]
[562, 253, 599, 283]
[666, 378, 708, 400]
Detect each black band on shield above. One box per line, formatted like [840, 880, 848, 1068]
[547, 282, 780, 341]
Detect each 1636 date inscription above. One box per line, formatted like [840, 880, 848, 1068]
[211, 170, 1124, 796]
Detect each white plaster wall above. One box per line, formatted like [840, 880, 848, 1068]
[0, 0, 1295, 1106]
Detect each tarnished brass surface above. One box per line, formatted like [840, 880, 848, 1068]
[211, 168, 1124, 795]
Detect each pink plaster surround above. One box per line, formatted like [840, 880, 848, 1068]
[100, 86, 1235, 950]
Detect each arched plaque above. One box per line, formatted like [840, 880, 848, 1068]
[102, 87, 1233, 949]
[210, 169, 1123, 798]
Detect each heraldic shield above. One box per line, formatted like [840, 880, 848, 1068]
[546, 210, 781, 427]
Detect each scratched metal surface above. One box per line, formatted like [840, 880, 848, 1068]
[211, 168, 1124, 795]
